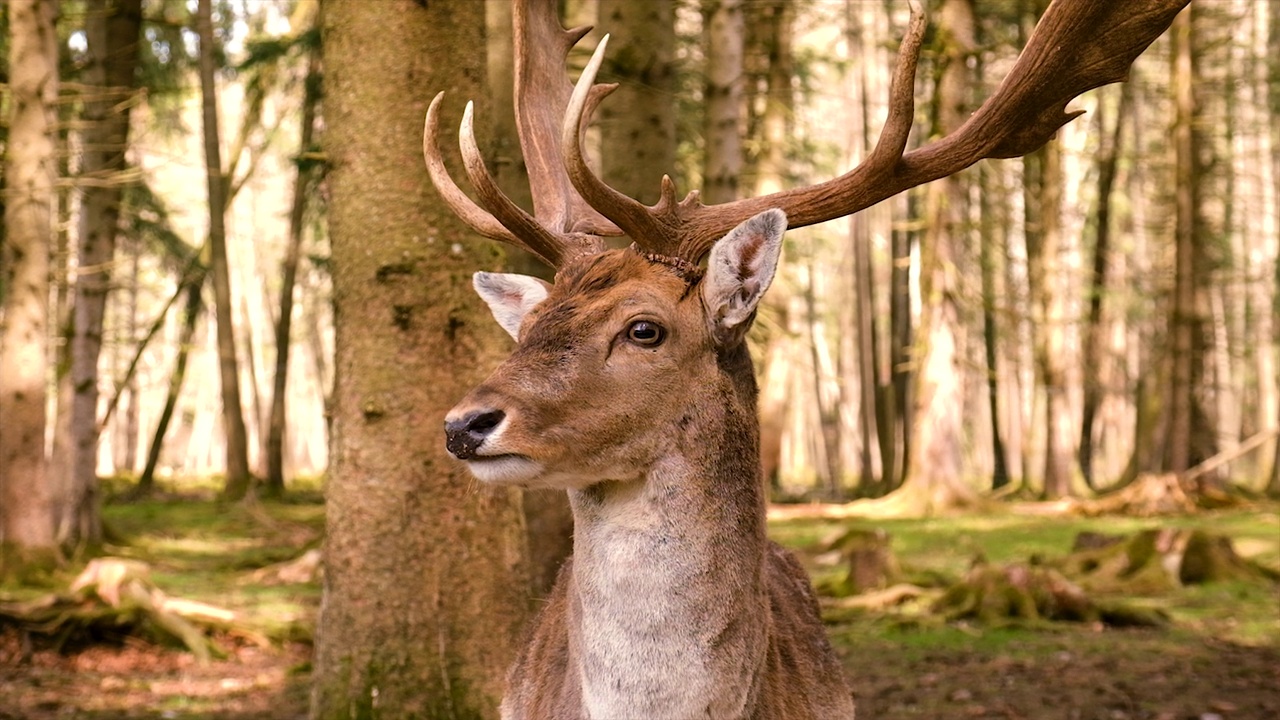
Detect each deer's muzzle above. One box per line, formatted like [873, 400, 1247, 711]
[444, 408, 506, 460]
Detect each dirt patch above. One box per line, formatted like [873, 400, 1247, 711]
[0, 628, 309, 720]
[840, 628, 1280, 720]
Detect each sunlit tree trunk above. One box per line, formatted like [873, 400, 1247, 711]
[598, 0, 675, 202]
[64, 0, 143, 546]
[702, 0, 744, 204]
[195, 0, 252, 499]
[0, 0, 59, 572]
[312, 1, 532, 716]
[1165, 6, 1218, 477]
[896, 0, 979, 512]
[1078, 84, 1128, 490]
[845, 0, 885, 494]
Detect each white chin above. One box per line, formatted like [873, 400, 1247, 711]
[464, 456, 545, 485]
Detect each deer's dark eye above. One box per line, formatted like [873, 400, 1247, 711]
[627, 321, 666, 347]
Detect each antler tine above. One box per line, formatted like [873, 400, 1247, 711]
[513, 0, 620, 242]
[458, 101, 574, 266]
[563, 35, 691, 256]
[423, 93, 533, 252]
[669, 0, 1190, 252]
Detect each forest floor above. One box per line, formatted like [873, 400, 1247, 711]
[0, 492, 1276, 720]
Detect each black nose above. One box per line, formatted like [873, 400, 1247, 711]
[444, 409, 506, 460]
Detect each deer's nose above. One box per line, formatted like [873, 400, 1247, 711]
[444, 409, 506, 460]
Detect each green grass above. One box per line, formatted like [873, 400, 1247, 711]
[772, 503, 1280, 650]
[98, 496, 326, 635]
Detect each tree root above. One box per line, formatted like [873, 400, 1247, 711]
[0, 558, 272, 661]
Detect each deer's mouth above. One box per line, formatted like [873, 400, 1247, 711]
[462, 454, 544, 485]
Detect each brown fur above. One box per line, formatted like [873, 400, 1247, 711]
[452, 248, 854, 719]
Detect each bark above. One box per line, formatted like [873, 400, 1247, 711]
[845, 0, 885, 493]
[701, 0, 744, 204]
[196, 0, 252, 499]
[979, 163, 1010, 491]
[65, 0, 143, 547]
[1078, 84, 1129, 489]
[1025, 140, 1074, 499]
[312, 2, 532, 717]
[754, 0, 792, 196]
[597, 0, 676, 203]
[894, 0, 980, 513]
[265, 41, 320, 498]
[0, 0, 59, 571]
[1164, 7, 1217, 477]
[886, 207, 911, 491]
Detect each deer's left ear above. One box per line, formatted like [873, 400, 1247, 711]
[701, 209, 786, 346]
[473, 272, 551, 341]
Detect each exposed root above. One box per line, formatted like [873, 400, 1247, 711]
[0, 558, 275, 661]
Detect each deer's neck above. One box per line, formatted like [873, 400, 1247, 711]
[566, 355, 768, 719]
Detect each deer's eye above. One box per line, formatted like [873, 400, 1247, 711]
[626, 320, 666, 347]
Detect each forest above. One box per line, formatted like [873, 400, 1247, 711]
[0, 0, 1277, 718]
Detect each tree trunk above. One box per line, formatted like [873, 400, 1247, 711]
[1079, 84, 1129, 489]
[701, 0, 744, 204]
[265, 35, 320, 498]
[894, 0, 980, 513]
[1165, 6, 1218, 478]
[138, 278, 204, 496]
[844, 0, 885, 494]
[65, 0, 143, 547]
[195, 0, 252, 500]
[979, 163, 1011, 491]
[597, 0, 676, 203]
[0, 0, 59, 573]
[312, 2, 532, 717]
[1026, 139, 1075, 500]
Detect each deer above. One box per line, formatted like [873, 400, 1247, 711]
[427, 0, 1190, 717]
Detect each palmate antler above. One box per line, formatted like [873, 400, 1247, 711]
[426, 0, 1192, 269]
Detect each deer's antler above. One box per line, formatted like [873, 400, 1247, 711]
[423, 0, 617, 268]
[560, 0, 1191, 262]
[429, 0, 1191, 269]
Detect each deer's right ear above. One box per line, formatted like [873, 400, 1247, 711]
[473, 272, 551, 341]
[701, 209, 786, 346]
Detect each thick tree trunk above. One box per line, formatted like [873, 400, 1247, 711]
[265, 39, 320, 498]
[0, 0, 59, 572]
[195, 0, 252, 500]
[65, 0, 143, 546]
[312, 2, 532, 717]
[701, 0, 744, 204]
[597, 0, 676, 203]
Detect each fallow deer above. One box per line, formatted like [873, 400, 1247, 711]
[427, 1, 1190, 717]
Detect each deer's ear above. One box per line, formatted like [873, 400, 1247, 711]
[701, 209, 786, 346]
[473, 272, 551, 341]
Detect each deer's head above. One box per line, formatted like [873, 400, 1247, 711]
[428, 0, 1190, 488]
[444, 210, 783, 488]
